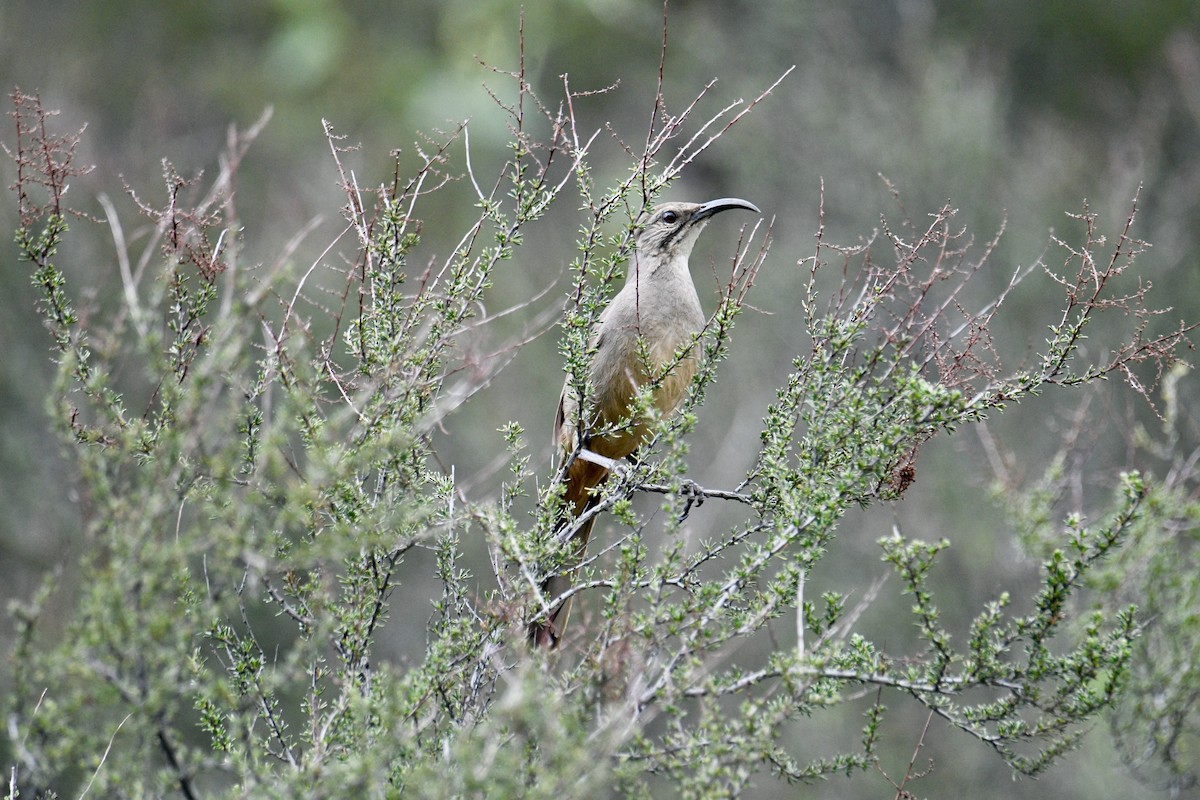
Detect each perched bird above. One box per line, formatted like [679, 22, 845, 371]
[530, 197, 761, 647]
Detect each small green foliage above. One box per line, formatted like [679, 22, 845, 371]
[5, 70, 1195, 800]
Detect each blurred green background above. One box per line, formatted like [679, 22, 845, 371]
[3, 1, 1199, 797]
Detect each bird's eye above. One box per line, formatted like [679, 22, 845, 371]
[660, 210, 680, 225]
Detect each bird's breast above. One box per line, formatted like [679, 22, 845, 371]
[583, 279, 704, 459]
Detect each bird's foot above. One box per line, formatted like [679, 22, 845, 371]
[678, 478, 706, 519]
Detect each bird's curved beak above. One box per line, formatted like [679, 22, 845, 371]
[693, 197, 761, 221]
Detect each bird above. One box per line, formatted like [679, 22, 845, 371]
[529, 197, 761, 647]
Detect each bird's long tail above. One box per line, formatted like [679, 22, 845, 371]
[528, 458, 608, 647]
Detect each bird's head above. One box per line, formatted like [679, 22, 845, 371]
[633, 197, 760, 263]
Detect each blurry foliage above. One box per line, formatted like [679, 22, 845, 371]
[1004, 361, 1200, 798]
[4, 2, 1200, 799]
[934, 0, 1200, 118]
[4, 44, 1197, 797]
